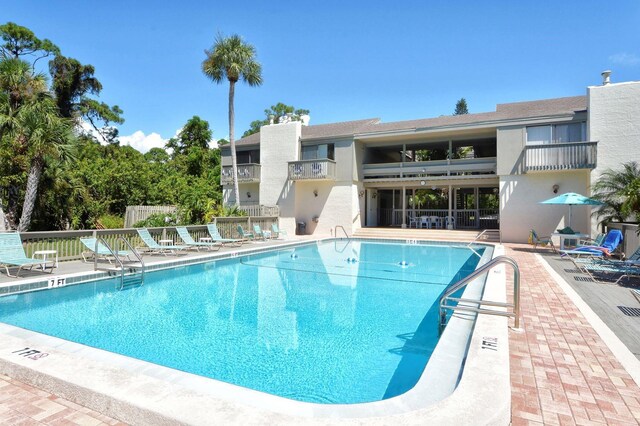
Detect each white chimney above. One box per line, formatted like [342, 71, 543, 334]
[300, 114, 310, 126]
[601, 70, 612, 85]
[268, 114, 274, 125]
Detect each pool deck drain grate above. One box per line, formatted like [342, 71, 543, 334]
[617, 305, 640, 317]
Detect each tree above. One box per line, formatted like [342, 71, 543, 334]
[0, 58, 74, 231]
[242, 102, 310, 137]
[592, 162, 640, 226]
[0, 58, 49, 229]
[202, 33, 262, 206]
[49, 55, 124, 143]
[454, 98, 468, 115]
[14, 96, 74, 231]
[0, 22, 59, 65]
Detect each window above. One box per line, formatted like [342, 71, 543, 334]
[526, 123, 585, 145]
[301, 143, 335, 160]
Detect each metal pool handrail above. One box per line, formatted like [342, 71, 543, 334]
[439, 255, 520, 334]
[334, 225, 350, 240]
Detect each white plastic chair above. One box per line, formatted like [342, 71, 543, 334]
[445, 216, 456, 229]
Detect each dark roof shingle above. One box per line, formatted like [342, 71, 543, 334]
[230, 95, 587, 146]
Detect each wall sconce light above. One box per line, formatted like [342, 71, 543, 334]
[247, 191, 251, 198]
[552, 184, 559, 194]
[420, 180, 426, 186]
[358, 190, 365, 198]
[313, 189, 318, 197]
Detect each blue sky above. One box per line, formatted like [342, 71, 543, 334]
[4, 1, 640, 152]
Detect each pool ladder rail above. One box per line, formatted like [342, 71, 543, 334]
[439, 256, 521, 334]
[93, 237, 145, 290]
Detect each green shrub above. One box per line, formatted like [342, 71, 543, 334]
[98, 214, 124, 229]
[133, 212, 180, 228]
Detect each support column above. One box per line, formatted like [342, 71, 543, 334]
[448, 185, 453, 229]
[402, 186, 407, 228]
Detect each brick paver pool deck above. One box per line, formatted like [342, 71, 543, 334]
[506, 244, 640, 425]
[1, 242, 639, 425]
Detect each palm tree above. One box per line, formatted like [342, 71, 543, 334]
[592, 161, 640, 226]
[0, 58, 74, 231]
[202, 34, 262, 206]
[14, 96, 74, 231]
[0, 58, 49, 229]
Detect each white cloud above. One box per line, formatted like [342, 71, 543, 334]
[119, 131, 168, 153]
[609, 52, 640, 66]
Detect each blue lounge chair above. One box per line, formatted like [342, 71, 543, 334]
[80, 237, 133, 263]
[136, 228, 187, 255]
[206, 223, 243, 246]
[271, 223, 288, 239]
[560, 229, 623, 257]
[0, 232, 55, 277]
[569, 256, 640, 284]
[175, 227, 221, 252]
[237, 225, 255, 242]
[253, 224, 267, 240]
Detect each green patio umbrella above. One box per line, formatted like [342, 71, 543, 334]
[539, 192, 602, 228]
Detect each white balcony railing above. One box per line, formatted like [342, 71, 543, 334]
[288, 159, 337, 180]
[363, 157, 496, 180]
[525, 141, 597, 172]
[221, 164, 261, 185]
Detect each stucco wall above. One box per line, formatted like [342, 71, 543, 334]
[588, 80, 640, 233]
[223, 183, 259, 206]
[496, 126, 526, 176]
[259, 122, 301, 234]
[293, 182, 359, 236]
[500, 171, 591, 243]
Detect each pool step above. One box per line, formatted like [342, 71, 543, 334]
[120, 273, 144, 290]
[353, 228, 500, 243]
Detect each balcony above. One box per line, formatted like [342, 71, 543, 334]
[363, 157, 497, 181]
[525, 141, 597, 172]
[221, 164, 261, 185]
[288, 159, 337, 181]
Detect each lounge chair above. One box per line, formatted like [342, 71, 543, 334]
[253, 224, 267, 240]
[0, 232, 55, 277]
[577, 233, 605, 248]
[271, 223, 287, 239]
[568, 255, 640, 284]
[136, 228, 187, 255]
[237, 225, 255, 242]
[529, 229, 556, 251]
[560, 229, 623, 258]
[175, 227, 222, 252]
[206, 223, 243, 246]
[631, 288, 640, 305]
[80, 237, 133, 263]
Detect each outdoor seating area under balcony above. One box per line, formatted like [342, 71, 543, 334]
[221, 164, 261, 185]
[362, 138, 497, 181]
[288, 159, 337, 181]
[525, 141, 598, 172]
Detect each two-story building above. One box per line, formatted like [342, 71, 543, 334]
[221, 73, 640, 243]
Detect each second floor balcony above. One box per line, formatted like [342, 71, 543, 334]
[288, 159, 337, 181]
[363, 157, 497, 181]
[221, 164, 261, 185]
[525, 141, 597, 172]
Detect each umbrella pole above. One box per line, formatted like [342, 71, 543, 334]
[568, 205, 572, 228]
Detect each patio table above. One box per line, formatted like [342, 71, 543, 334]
[551, 232, 589, 250]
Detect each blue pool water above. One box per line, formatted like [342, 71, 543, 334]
[0, 240, 486, 404]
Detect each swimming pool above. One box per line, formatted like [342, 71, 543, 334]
[0, 239, 489, 405]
